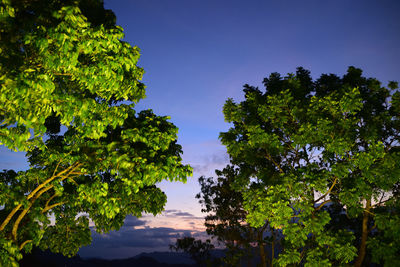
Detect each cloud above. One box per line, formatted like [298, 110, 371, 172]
[123, 215, 147, 228]
[206, 152, 229, 166]
[174, 212, 195, 217]
[79, 211, 209, 259]
[161, 210, 204, 220]
[79, 224, 209, 259]
[93, 227, 193, 248]
[191, 150, 230, 176]
[163, 209, 179, 214]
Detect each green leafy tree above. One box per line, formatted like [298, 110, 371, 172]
[0, 0, 192, 265]
[220, 67, 399, 266]
[197, 166, 278, 267]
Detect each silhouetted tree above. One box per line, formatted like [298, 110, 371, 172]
[170, 237, 218, 266]
[197, 166, 277, 267]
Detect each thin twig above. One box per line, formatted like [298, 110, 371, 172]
[315, 200, 332, 211]
[19, 240, 32, 250]
[315, 177, 338, 203]
[42, 201, 66, 214]
[51, 160, 62, 179]
[266, 153, 284, 173]
[44, 193, 58, 210]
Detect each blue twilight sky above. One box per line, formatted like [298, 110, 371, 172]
[1, 0, 400, 259]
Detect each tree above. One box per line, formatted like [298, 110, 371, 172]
[197, 166, 277, 267]
[0, 0, 192, 265]
[170, 236, 217, 266]
[220, 67, 400, 266]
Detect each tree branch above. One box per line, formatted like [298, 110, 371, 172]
[42, 201, 66, 214]
[0, 162, 81, 232]
[51, 160, 62, 179]
[19, 240, 32, 250]
[11, 163, 82, 241]
[314, 177, 337, 204]
[27, 163, 80, 201]
[0, 204, 22, 231]
[266, 153, 284, 174]
[44, 193, 58, 210]
[371, 193, 391, 208]
[315, 200, 332, 211]
[12, 184, 52, 240]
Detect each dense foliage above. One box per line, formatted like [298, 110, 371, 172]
[219, 67, 400, 266]
[0, 0, 191, 265]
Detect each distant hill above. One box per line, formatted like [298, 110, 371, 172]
[19, 249, 196, 267]
[133, 251, 195, 265]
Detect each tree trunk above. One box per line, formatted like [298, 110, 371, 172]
[271, 230, 275, 267]
[247, 256, 252, 267]
[354, 199, 371, 267]
[258, 229, 267, 267]
[259, 242, 267, 267]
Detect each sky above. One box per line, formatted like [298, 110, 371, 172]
[1, 0, 400, 259]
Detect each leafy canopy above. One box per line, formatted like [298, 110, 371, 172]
[220, 67, 400, 266]
[0, 0, 191, 265]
